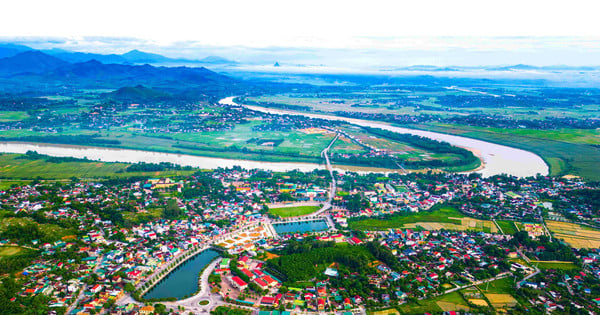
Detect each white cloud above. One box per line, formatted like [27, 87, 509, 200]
[2, 0, 600, 48]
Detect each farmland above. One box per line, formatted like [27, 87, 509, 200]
[348, 207, 498, 233]
[398, 291, 470, 314]
[545, 220, 600, 248]
[408, 123, 600, 180]
[0, 153, 195, 180]
[496, 220, 518, 235]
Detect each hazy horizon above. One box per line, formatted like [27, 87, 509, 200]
[3, 36, 600, 69]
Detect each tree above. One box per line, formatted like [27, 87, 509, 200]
[164, 199, 182, 219]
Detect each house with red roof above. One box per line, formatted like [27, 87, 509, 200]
[231, 276, 247, 290]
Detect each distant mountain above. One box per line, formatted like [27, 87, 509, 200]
[44, 49, 129, 64]
[0, 51, 68, 75]
[121, 49, 171, 64]
[197, 55, 238, 65]
[486, 64, 600, 71]
[390, 65, 460, 72]
[0, 43, 33, 59]
[104, 85, 172, 102]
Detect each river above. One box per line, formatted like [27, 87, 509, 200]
[0, 98, 548, 178]
[220, 97, 549, 178]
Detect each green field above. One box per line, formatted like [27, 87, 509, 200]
[398, 291, 470, 314]
[348, 207, 464, 230]
[477, 277, 514, 294]
[269, 205, 320, 217]
[0, 153, 194, 180]
[0, 111, 30, 122]
[496, 220, 517, 235]
[0, 246, 28, 258]
[410, 123, 600, 181]
[531, 261, 580, 270]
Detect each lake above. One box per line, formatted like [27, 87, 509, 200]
[143, 249, 219, 300]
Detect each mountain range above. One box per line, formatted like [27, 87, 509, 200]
[0, 48, 250, 98]
[0, 43, 238, 66]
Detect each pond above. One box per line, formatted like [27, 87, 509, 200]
[142, 249, 219, 300]
[273, 220, 329, 234]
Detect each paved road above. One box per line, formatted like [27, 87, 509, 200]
[516, 249, 540, 289]
[67, 254, 104, 314]
[443, 272, 511, 294]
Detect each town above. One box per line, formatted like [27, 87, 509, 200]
[0, 163, 599, 315]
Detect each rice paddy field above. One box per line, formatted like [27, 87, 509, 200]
[398, 291, 470, 314]
[409, 123, 600, 181]
[496, 220, 518, 235]
[349, 207, 498, 233]
[0, 153, 195, 180]
[545, 220, 600, 248]
[477, 277, 520, 311]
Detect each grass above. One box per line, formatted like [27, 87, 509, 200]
[477, 277, 514, 294]
[348, 207, 464, 230]
[411, 123, 600, 181]
[398, 291, 469, 314]
[0, 246, 28, 258]
[496, 220, 517, 235]
[269, 205, 321, 217]
[0, 111, 29, 122]
[0, 153, 195, 180]
[530, 261, 580, 270]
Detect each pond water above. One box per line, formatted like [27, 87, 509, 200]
[142, 249, 218, 300]
[273, 220, 329, 234]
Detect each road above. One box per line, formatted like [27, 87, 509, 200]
[308, 132, 339, 218]
[516, 248, 540, 289]
[443, 272, 511, 294]
[67, 254, 104, 314]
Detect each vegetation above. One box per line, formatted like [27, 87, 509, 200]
[412, 123, 600, 181]
[348, 206, 464, 230]
[496, 220, 518, 235]
[0, 152, 194, 180]
[268, 205, 320, 217]
[267, 239, 375, 283]
[211, 306, 251, 315]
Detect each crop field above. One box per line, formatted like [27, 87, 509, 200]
[0, 111, 30, 122]
[411, 123, 600, 181]
[546, 220, 600, 248]
[530, 261, 580, 270]
[496, 220, 517, 235]
[370, 308, 399, 315]
[402, 216, 498, 233]
[477, 277, 519, 310]
[244, 92, 600, 121]
[0, 153, 194, 180]
[399, 291, 470, 314]
[268, 205, 321, 217]
[485, 294, 518, 309]
[349, 207, 498, 233]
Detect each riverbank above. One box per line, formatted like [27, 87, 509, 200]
[221, 97, 549, 178]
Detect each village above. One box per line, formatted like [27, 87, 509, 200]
[0, 166, 599, 315]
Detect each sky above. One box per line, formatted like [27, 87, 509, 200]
[2, 0, 600, 67]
